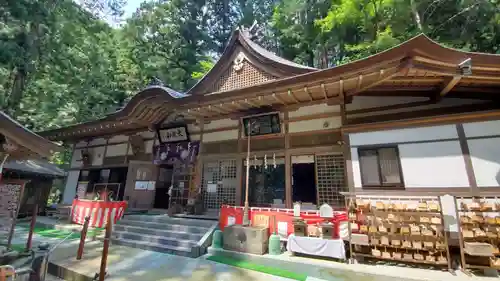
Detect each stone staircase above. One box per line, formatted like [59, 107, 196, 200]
[112, 215, 217, 258]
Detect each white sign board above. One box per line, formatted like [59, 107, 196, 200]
[147, 181, 156, 191]
[135, 181, 148, 190]
[227, 216, 235, 226]
[76, 182, 88, 199]
[207, 183, 217, 193]
[278, 221, 288, 238]
[158, 126, 189, 143]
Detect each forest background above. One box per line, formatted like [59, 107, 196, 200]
[1, 0, 499, 165]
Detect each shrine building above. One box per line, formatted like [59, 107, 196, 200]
[40, 29, 500, 215]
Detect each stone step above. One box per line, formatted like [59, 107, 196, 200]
[123, 215, 215, 228]
[111, 237, 196, 257]
[113, 230, 198, 248]
[117, 219, 209, 234]
[114, 224, 205, 241]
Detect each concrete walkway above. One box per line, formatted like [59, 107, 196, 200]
[51, 245, 296, 281]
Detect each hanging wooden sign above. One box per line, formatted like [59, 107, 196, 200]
[242, 112, 281, 136]
[157, 125, 190, 144]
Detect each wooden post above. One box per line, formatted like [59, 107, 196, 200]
[26, 204, 38, 250]
[76, 216, 90, 260]
[98, 218, 112, 281]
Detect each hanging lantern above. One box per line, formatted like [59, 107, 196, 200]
[273, 153, 277, 168]
[264, 154, 268, 170]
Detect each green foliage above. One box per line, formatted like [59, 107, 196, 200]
[0, 0, 499, 169]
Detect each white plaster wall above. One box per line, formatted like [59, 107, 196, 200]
[202, 129, 239, 142]
[351, 148, 362, 188]
[91, 146, 105, 166]
[204, 118, 238, 130]
[106, 143, 128, 157]
[187, 123, 201, 134]
[145, 140, 154, 154]
[62, 170, 80, 204]
[468, 137, 500, 187]
[288, 104, 340, 118]
[463, 120, 500, 138]
[190, 134, 201, 141]
[71, 149, 83, 168]
[288, 116, 342, 133]
[350, 125, 468, 188]
[349, 125, 458, 146]
[399, 141, 469, 187]
[139, 131, 155, 139]
[108, 135, 129, 143]
[75, 141, 87, 148]
[88, 138, 106, 146]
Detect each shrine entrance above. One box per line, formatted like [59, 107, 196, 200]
[243, 156, 285, 208]
[202, 159, 237, 212]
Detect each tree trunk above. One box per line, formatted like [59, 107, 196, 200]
[410, 0, 423, 32]
[6, 68, 27, 117]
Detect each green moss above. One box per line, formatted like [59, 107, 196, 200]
[206, 255, 307, 281]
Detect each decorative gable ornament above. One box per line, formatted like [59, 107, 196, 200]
[233, 52, 245, 72]
[129, 135, 145, 155]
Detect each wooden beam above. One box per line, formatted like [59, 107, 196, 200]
[288, 89, 299, 103]
[231, 100, 246, 110]
[303, 86, 313, 101]
[439, 76, 462, 96]
[347, 100, 434, 115]
[244, 98, 260, 108]
[207, 105, 226, 115]
[272, 93, 287, 105]
[339, 79, 344, 98]
[321, 83, 328, 100]
[347, 58, 413, 96]
[356, 75, 363, 91]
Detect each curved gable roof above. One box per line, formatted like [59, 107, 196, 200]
[186, 29, 317, 96]
[40, 34, 500, 141]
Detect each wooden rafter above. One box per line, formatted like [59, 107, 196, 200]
[207, 105, 227, 115]
[347, 58, 414, 96]
[272, 93, 287, 105]
[244, 98, 260, 107]
[303, 86, 313, 101]
[439, 75, 462, 96]
[288, 89, 299, 103]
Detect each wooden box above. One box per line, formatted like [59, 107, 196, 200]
[223, 225, 269, 255]
[293, 219, 307, 237]
[319, 223, 334, 239]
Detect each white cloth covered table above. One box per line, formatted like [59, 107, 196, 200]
[287, 234, 346, 260]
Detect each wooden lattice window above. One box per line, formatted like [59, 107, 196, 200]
[315, 154, 346, 208]
[202, 159, 237, 209]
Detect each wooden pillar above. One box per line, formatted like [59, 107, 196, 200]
[340, 103, 354, 194]
[196, 118, 205, 206]
[284, 111, 292, 208]
[456, 123, 478, 195]
[235, 120, 243, 206]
